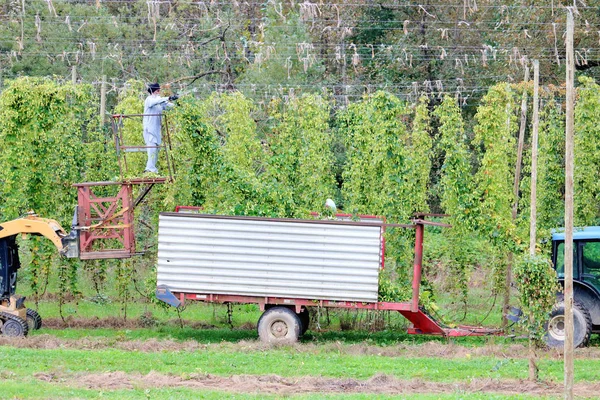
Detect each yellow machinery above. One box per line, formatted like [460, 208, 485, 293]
[0, 213, 78, 336]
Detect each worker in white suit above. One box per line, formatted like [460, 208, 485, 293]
[143, 83, 178, 173]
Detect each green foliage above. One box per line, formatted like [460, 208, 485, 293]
[340, 91, 412, 219]
[378, 272, 411, 303]
[472, 83, 518, 298]
[168, 92, 286, 216]
[115, 259, 136, 319]
[513, 254, 559, 343]
[0, 77, 108, 302]
[267, 94, 336, 215]
[435, 96, 476, 230]
[340, 91, 434, 304]
[433, 95, 478, 307]
[473, 83, 517, 248]
[536, 99, 565, 232]
[0, 77, 100, 222]
[574, 76, 600, 226]
[407, 97, 433, 214]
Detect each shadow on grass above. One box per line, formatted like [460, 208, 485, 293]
[144, 325, 518, 347]
[156, 327, 259, 343]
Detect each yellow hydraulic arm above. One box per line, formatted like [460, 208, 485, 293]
[0, 214, 69, 254]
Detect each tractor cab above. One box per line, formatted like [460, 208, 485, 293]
[552, 227, 600, 297]
[0, 235, 21, 301]
[548, 227, 600, 347]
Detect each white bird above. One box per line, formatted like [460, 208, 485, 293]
[325, 198, 337, 213]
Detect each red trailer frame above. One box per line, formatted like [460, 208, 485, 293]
[157, 212, 499, 338]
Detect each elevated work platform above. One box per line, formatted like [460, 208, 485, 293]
[72, 113, 175, 260]
[111, 113, 175, 182]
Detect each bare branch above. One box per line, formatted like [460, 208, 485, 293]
[167, 70, 230, 86]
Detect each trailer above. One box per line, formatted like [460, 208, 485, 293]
[156, 210, 497, 343]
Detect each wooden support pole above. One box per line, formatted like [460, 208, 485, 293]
[71, 65, 77, 84]
[503, 65, 530, 329]
[100, 75, 107, 127]
[564, 10, 575, 400]
[513, 63, 530, 222]
[528, 59, 540, 382]
[530, 60, 540, 256]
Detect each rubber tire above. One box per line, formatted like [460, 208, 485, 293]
[1, 314, 29, 337]
[544, 299, 592, 348]
[257, 307, 301, 344]
[26, 308, 43, 331]
[297, 307, 310, 336]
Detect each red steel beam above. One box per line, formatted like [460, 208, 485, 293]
[170, 292, 498, 337]
[411, 221, 424, 312]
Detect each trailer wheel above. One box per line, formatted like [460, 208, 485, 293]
[26, 308, 43, 331]
[257, 307, 301, 343]
[544, 299, 592, 348]
[297, 307, 310, 335]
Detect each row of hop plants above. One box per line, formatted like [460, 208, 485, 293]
[3, 76, 599, 335]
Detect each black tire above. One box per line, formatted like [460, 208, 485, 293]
[26, 308, 43, 331]
[544, 299, 592, 348]
[297, 307, 310, 335]
[257, 307, 301, 344]
[1, 313, 29, 337]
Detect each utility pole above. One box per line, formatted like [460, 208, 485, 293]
[564, 10, 575, 400]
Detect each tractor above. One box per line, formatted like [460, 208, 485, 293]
[546, 227, 600, 348]
[0, 214, 78, 336]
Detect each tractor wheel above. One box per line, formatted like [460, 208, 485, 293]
[257, 307, 301, 344]
[544, 299, 592, 348]
[26, 308, 43, 331]
[0, 313, 29, 337]
[297, 307, 310, 336]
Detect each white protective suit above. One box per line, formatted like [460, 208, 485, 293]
[143, 94, 173, 173]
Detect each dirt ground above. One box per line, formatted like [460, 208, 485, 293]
[2, 333, 598, 360]
[32, 370, 600, 397]
[4, 326, 599, 397]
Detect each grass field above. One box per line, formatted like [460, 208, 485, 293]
[2, 297, 600, 399]
[4, 249, 597, 399]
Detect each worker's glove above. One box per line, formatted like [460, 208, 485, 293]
[168, 94, 179, 101]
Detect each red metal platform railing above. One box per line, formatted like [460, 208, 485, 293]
[73, 178, 166, 259]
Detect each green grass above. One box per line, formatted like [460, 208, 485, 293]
[0, 380, 552, 400]
[31, 322, 527, 348]
[0, 341, 582, 399]
[1, 344, 597, 382]
[34, 299, 264, 326]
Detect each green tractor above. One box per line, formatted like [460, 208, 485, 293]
[547, 227, 600, 347]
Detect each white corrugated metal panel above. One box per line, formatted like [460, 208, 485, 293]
[157, 214, 382, 302]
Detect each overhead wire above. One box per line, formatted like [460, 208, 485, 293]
[0, 0, 594, 103]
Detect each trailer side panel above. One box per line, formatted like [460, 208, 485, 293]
[157, 213, 382, 302]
